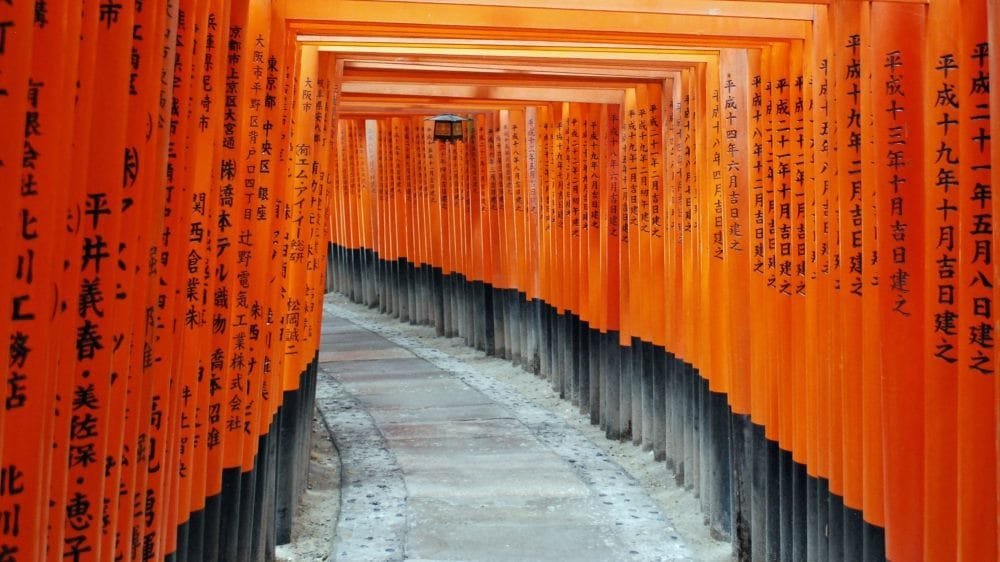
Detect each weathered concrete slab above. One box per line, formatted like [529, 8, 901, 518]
[377, 417, 527, 440]
[319, 348, 416, 363]
[321, 370, 450, 385]
[402, 465, 592, 500]
[347, 384, 496, 411]
[366, 403, 513, 425]
[320, 335, 401, 352]
[320, 357, 437, 376]
[407, 519, 626, 562]
[380, 435, 537, 457]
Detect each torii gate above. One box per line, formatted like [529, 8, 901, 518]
[0, 1, 996, 561]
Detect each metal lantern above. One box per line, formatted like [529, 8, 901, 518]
[430, 114, 469, 142]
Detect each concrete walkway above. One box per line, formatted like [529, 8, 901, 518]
[317, 301, 693, 562]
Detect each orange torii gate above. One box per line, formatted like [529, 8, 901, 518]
[0, 0, 997, 561]
[1, 1, 325, 561]
[314, 2, 997, 561]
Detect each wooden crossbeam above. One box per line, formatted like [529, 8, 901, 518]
[315, 44, 723, 65]
[340, 81, 626, 103]
[349, 0, 822, 20]
[293, 21, 791, 48]
[341, 67, 666, 88]
[341, 59, 688, 79]
[286, 0, 811, 40]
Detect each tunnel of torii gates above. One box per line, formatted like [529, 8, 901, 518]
[0, 0, 998, 561]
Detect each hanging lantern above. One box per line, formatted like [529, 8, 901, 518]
[430, 114, 469, 142]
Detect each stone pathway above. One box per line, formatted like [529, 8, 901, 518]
[317, 301, 693, 562]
